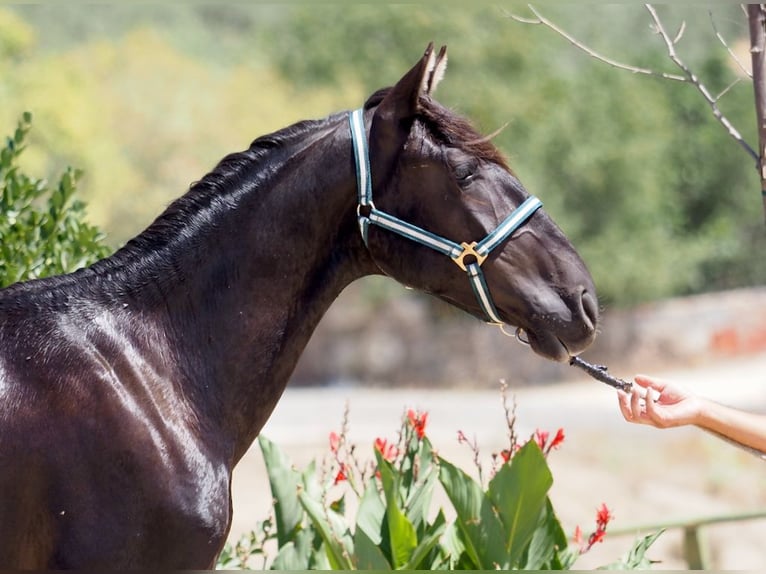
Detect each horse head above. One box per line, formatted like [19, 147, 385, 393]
[355, 43, 598, 362]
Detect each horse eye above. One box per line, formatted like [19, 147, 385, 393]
[453, 163, 476, 185]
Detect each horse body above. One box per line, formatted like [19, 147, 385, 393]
[0, 45, 598, 568]
[0, 116, 362, 567]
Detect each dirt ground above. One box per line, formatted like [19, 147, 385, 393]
[229, 351, 766, 570]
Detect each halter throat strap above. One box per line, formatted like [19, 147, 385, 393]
[349, 108, 542, 325]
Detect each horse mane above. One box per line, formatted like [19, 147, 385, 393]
[364, 88, 511, 172]
[0, 115, 341, 302]
[2, 94, 509, 300]
[89, 115, 342, 280]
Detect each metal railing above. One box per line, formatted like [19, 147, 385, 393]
[609, 509, 766, 569]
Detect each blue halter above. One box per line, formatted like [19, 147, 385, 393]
[349, 108, 542, 325]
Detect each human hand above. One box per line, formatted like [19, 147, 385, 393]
[617, 374, 702, 429]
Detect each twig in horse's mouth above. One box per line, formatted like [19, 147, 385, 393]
[569, 356, 633, 393]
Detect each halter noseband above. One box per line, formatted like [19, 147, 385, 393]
[349, 108, 542, 326]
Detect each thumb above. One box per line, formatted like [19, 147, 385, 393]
[634, 374, 667, 393]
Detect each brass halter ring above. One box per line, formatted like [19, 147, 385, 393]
[514, 326, 531, 346]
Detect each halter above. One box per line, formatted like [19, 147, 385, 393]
[349, 108, 543, 326]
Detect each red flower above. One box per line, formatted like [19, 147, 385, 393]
[457, 430, 467, 444]
[329, 431, 340, 454]
[407, 409, 428, 439]
[580, 503, 612, 553]
[499, 449, 512, 463]
[550, 427, 565, 450]
[595, 502, 612, 529]
[534, 429, 549, 451]
[572, 525, 583, 546]
[374, 437, 398, 462]
[588, 528, 606, 547]
[333, 463, 347, 485]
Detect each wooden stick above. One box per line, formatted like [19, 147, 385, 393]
[569, 356, 633, 392]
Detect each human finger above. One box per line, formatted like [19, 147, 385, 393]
[634, 374, 667, 403]
[630, 386, 646, 421]
[634, 374, 667, 394]
[617, 390, 634, 422]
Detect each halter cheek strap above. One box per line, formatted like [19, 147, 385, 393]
[349, 108, 542, 325]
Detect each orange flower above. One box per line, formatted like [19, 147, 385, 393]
[534, 429, 549, 451]
[333, 463, 347, 485]
[572, 525, 583, 546]
[407, 409, 428, 439]
[329, 431, 340, 454]
[374, 437, 398, 462]
[550, 427, 565, 450]
[595, 502, 612, 529]
[581, 503, 612, 553]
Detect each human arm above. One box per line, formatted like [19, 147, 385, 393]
[617, 374, 766, 456]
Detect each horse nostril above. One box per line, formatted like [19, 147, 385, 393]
[580, 289, 599, 332]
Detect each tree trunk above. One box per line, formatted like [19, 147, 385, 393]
[747, 3, 766, 223]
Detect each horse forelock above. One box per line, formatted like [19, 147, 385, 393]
[364, 88, 510, 172]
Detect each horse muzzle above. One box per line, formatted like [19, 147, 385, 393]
[514, 287, 599, 362]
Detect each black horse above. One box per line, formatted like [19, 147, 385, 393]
[0, 44, 598, 568]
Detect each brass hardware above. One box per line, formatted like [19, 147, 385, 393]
[452, 241, 487, 272]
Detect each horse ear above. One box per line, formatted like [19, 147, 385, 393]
[368, 43, 448, 187]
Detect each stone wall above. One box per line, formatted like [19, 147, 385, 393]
[290, 284, 766, 388]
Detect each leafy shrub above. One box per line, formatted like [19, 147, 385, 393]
[217, 392, 662, 570]
[0, 112, 111, 287]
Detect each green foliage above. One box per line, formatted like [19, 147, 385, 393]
[217, 407, 661, 570]
[0, 113, 111, 287]
[3, 5, 764, 306]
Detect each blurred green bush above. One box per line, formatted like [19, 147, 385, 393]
[0, 112, 111, 287]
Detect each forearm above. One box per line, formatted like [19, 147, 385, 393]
[694, 398, 766, 455]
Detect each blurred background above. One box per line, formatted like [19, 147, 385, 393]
[2, 4, 765, 568]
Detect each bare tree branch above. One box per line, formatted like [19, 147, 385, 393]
[510, 2, 764, 221]
[646, 4, 758, 162]
[710, 9, 752, 78]
[716, 77, 744, 101]
[745, 3, 766, 222]
[504, 5, 687, 81]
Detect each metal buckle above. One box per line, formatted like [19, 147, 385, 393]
[452, 241, 487, 272]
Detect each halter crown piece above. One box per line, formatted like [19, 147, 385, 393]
[349, 108, 542, 326]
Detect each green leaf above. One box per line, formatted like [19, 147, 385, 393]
[298, 490, 354, 570]
[403, 444, 438, 534]
[271, 528, 313, 570]
[600, 529, 665, 570]
[403, 515, 447, 570]
[356, 478, 386, 545]
[257, 435, 304, 547]
[520, 496, 568, 570]
[376, 451, 418, 569]
[488, 440, 553, 567]
[353, 525, 392, 570]
[438, 457, 507, 569]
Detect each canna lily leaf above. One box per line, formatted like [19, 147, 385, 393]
[403, 460, 438, 534]
[488, 440, 553, 567]
[403, 513, 447, 570]
[520, 496, 569, 569]
[298, 490, 354, 570]
[438, 457, 508, 569]
[376, 451, 418, 569]
[355, 477, 386, 545]
[353, 524, 392, 570]
[257, 435, 304, 547]
[271, 528, 314, 570]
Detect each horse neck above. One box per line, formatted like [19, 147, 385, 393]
[99, 114, 371, 461]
